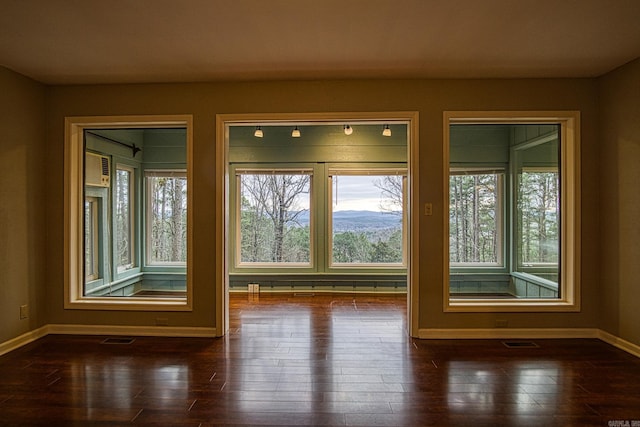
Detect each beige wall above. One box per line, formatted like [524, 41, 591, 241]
[598, 58, 640, 346]
[43, 78, 602, 332]
[0, 67, 46, 343]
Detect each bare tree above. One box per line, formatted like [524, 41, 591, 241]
[374, 175, 403, 214]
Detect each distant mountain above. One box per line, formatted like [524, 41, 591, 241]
[292, 210, 402, 232]
[333, 210, 402, 232]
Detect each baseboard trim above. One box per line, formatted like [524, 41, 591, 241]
[418, 327, 599, 340]
[0, 326, 49, 356]
[597, 329, 640, 358]
[3, 326, 638, 358]
[46, 324, 219, 338]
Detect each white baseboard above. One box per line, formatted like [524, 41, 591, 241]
[597, 329, 640, 358]
[46, 324, 219, 338]
[0, 326, 49, 356]
[418, 327, 599, 340]
[0, 324, 217, 357]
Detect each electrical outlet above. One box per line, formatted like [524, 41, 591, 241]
[20, 304, 29, 319]
[424, 203, 433, 216]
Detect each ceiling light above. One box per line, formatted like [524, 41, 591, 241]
[291, 126, 301, 138]
[344, 125, 353, 135]
[254, 126, 263, 138]
[382, 125, 392, 137]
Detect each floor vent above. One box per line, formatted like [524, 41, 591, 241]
[294, 292, 315, 297]
[101, 337, 135, 345]
[502, 341, 539, 348]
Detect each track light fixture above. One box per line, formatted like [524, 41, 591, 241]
[343, 124, 353, 135]
[291, 126, 301, 138]
[382, 125, 392, 137]
[254, 126, 263, 138]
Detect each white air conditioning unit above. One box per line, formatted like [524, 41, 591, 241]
[85, 152, 110, 187]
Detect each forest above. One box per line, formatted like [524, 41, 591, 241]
[449, 171, 559, 266]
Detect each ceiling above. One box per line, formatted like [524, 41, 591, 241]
[1, 0, 640, 85]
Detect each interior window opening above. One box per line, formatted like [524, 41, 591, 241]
[227, 122, 409, 293]
[445, 113, 579, 310]
[79, 125, 189, 301]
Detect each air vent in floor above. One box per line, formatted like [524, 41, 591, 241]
[502, 341, 539, 348]
[101, 337, 135, 345]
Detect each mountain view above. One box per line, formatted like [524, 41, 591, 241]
[294, 210, 402, 232]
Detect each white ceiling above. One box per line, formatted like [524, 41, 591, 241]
[1, 0, 640, 85]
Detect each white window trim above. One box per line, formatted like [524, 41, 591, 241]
[443, 111, 580, 312]
[64, 115, 193, 311]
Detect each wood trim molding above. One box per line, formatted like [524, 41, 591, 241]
[418, 327, 599, 339]
[2, 326, 638, 359]
[598, 329, 640, 358]
[46, 324, 218, 338]
[0, 326, 49, 356]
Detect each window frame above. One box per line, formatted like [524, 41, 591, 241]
[448, 168, 505, 269]
[327, 167, 408, 270]
[115, 164, 136, 273]
[84, 195, 100, 282]
[514, 166, 560, 270]
[443, 111, 580, 312]
[232, 166, 316, 271]
[64, 115, 193, 311]
[144, 169, 188, 267]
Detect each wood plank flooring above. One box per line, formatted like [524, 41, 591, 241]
[1, 293, 640, 426]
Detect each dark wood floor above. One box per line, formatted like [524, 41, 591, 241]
[1, 293, 640, 426]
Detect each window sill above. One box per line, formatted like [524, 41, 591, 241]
[445, 298, 579, 313]
[65, 297, 191, 311]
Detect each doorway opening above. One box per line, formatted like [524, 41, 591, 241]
[216, 113, 419, 336]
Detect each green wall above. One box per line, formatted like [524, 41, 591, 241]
[0, 67, 46, 343]
[42, 77, 600, 333]
[229, 124, 407, 163]
[8, 63, 640, 345]
[598, 57, 640, 346]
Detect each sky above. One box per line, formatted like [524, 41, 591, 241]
[332, 175, 398, 212]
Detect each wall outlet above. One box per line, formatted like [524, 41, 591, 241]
[20, 304, 29, 319]
[248, 283, 260, 293]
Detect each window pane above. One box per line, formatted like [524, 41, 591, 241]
[449, 173, 501, 264]
[239, 172, 311, 264]
[84, 198, 97, 280]
[115, 168, 133, 270]
[331, 175, 404, 265]
[148, 175, 187, 264]
[517, 171, 559, 266]
[448, 122, 563, 300]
